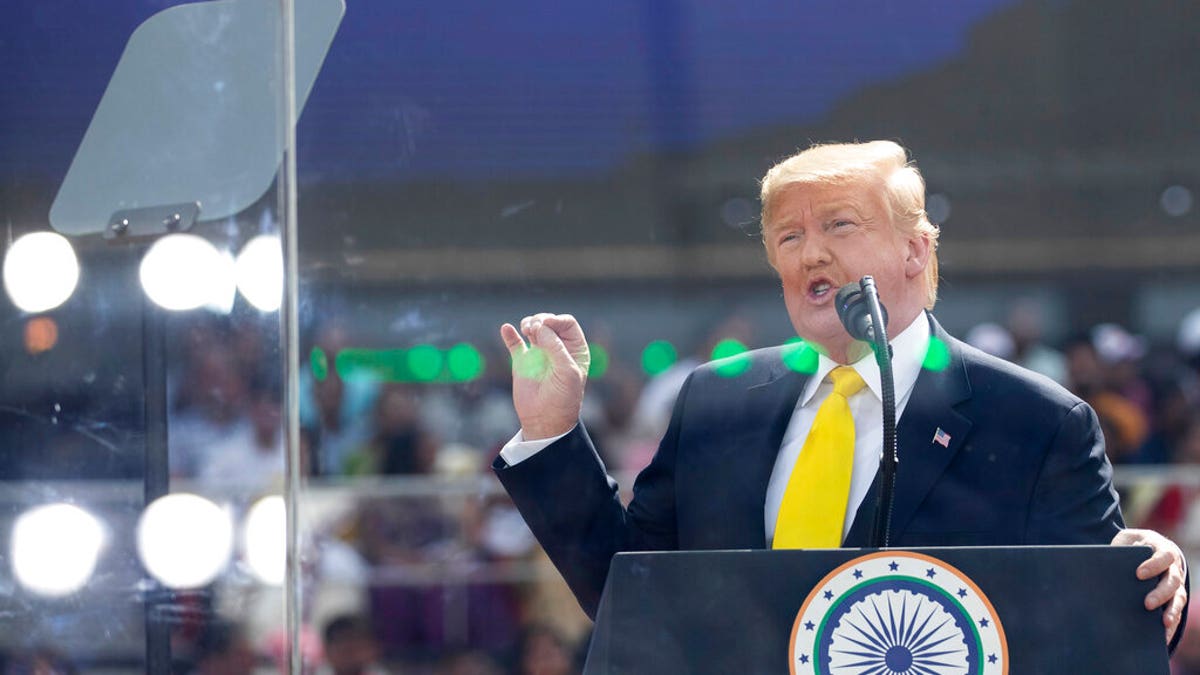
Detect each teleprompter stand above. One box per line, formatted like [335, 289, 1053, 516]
[584, 546, 1168, 674]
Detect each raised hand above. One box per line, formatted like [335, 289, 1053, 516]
[500, 313, 591, 440]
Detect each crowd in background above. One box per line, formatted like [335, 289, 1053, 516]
[157, 301, 1200, 674]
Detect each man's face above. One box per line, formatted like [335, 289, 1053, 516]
[763, 177, 929, 362]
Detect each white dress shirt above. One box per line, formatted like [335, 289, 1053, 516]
[764, 316, 929, 544]
[499, 315, 931, 546]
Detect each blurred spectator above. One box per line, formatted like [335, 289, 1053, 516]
[1065, 334, 1106, 398]
[1006, 299, 1068, 385]
[300, 322, 380, 475]
[345, 384, 439, 476]
[170, 338, 251, 479]
[197, 371, 284, 492]
[1090, 391, 1150, 464]
[629, 314, 755, 470]
[1092, 323, 1154, 418]
[1065, 333, 1152, 464]
[964, 322, 1015, 360]
[1138, 378, 1193, 465]
[316, 614, 390, 675]
[421, 342, 519, 456]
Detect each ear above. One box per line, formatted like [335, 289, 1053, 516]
[904, 234, 931, 279]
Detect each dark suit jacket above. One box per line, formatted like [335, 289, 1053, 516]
[495, 314, 1127, 620]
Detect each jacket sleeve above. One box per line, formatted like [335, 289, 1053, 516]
[1026, 401, 1192, 654]
[1025, 400, 1124, 544]
[492, 374, 692, 618]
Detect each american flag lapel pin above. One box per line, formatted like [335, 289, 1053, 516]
[932, 427, 951, 447]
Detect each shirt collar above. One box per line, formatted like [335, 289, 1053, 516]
[798, 312, 931, 406]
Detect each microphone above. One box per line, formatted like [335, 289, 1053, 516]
[836, 276, 899, 548]
[835, 279, 888, 343]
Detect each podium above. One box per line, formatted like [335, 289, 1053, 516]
[584, 546, 1167, 674]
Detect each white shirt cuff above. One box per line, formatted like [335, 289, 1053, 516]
[498, 426, 575, 466]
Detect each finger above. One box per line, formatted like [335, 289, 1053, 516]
[500, 323, 526, 356]
[1145, 566, 1185, 610]
[542, 314, 590, 365]
[541, 314, 584, 339]
[1165, 589, 1187, 644]
[1137, 547, 1175, 580]
[531, 321, 578, 370]
[521, 312, 559, 335]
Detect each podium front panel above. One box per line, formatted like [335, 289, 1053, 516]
[586, 546, 1167, 674]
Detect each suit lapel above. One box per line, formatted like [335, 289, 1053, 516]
[845, 315, 974, 546]
[739, 355, 811, 548]
[888, 318, 973, 540]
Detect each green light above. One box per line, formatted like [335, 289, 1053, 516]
[922, 336, 951, 372]
[512, 346, 550, 381]
[369, 349, 406, 381]
[711, 338, 751, 378]
[588, 343, 609, 378]
[334, 348, 368, 379]
[642, 340, 678, 376]
[310, 347, 328, 382]
[447, 343, 485, 382]
[781, 338, 818, 375]
[407, 344, 444, 382]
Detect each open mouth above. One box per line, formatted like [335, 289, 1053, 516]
[808, 279, 834, 300]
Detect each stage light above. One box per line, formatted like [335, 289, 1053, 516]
[588, 343, 609, 378]
[923, 337, 952, 372]
[407, 344, 443, 382]
[1161, 185, 1193, 217]
[235, 235, 283, 312]
[641, 340, 678, 376]
[310, 347, 329, 381]
[139, 234, 236, 311]
[447, 343, 485, 382]
[244, 495, 286, 586]
[711, 338, 750, 378]
[11, 503, 105, 596]
[137, 494, 233, 589]
[3, 231, 80, 313]
[782, 337, 818, 375]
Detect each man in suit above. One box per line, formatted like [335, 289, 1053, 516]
[493, 141, 1188, 645]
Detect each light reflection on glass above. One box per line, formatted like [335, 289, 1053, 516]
[11, 503, 105, 596]
[139, 233, 236, 312]
[244, 495, 286, 586]
[235, 234, 283, 312]
[137, 493, 234, 589]
[3, 231, 80, 313]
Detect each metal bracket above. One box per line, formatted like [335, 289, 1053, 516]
[105, 202, 201, 240]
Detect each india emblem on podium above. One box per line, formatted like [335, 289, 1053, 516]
[790, 550, 1008, 674]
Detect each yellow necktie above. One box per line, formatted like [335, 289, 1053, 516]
[773, 366, 867, 549]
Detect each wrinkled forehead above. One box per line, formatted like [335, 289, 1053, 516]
[762, 175, 889, 231]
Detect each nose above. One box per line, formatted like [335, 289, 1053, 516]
[800, 232, 831, 269]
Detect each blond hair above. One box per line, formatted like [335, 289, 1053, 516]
[760, 140, 941, 309]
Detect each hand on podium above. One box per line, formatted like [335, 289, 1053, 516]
[1112, 528, 1189, 644]
[501, 313, 591, 441]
